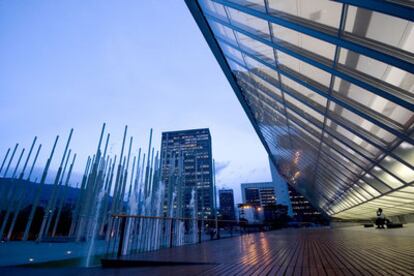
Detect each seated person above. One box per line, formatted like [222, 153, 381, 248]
[375, 208, 387, 228]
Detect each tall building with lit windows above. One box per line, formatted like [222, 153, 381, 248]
[186, 0, 414, 220]
[241, 182, 276, 207]
[219, 189, 236, 220]
[160, 128, 214, 218]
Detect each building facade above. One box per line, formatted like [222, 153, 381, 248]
[269, 156, 293, 216]
[288, 185, 323, 223]
[160, 128, 214, 218]
[187, 0, 414, 220]
[241, 182, 276, 207]
[218, 189, 236, 220]
[237, 203, 264, 224]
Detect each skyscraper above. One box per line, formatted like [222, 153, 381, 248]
[218, 189, 235, 220]
[187, 0, 414, 220]
[160, 128, 214, 218]
[288, 185, 323, 223]
[241, 182, 276, 207]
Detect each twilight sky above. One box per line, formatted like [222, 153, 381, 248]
[0, 1, 271, 203]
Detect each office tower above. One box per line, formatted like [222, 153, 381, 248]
[187, 1, 414, 219]
[241, 182, 276, 207]
[288, 186, 322, 223]
[218, 189, 235, 220]
[160, 128, 214, 218]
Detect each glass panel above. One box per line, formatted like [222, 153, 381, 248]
[289, 120, 320, 144]
[250, 73, 281, 96]
[357, 179, 381, 197]
[354, 185, 374, 200]
[286, 108, 322, 134]
[345, 6, 414, 54]
[363, 173, 391, 193]
[235, 31, 276, 64]
[325, 119, 380, 156]
[277, 51, 331, 87]
[393, 141, 414, 166]
[271, 23, 336, 60]
[333, 77, 413, 128]
[227, 59, 247, 72]
[380, 156, 414, 184]
[328, 102, 396, 143]
[268, 0, 343, 29]
[319, 153, 359, 178]
[226, 6, 270, 39]
[370, 166, 404, 189]
[209, 20, 237, 43]
[281, 75, 328, 106]
[338, 48, 414, 96]
[323, 132, 370, 167]
[284, 93, 324, 122]
[321, 144, 356, 170]
[199, 0, 229, 22]
[219, 41, 244, 62]
[243, 55, 279, 82]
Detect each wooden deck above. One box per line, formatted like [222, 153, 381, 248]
[105, 225, 414, 275]
[3, 225, 414, 275]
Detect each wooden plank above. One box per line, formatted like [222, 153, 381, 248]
[100, 226, 414, 275]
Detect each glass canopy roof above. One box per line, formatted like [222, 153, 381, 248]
[186, 0, 414, 219]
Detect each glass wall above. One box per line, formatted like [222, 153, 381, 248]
[193, 0, 414, 219]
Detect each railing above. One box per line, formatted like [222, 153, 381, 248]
[105, 214, 262, 258]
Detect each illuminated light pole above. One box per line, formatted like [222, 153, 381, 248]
[51, 153, 77, 237]
[0, 147, 25, 239]
[0, 148, 11, 175]
[37, 129, 73, 241]
[7, 143, 42, 241]
[23, 136, 59, 241]
[2, 143, 18, 178]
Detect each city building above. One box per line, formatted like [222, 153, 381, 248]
[269, 157, 293, 216]
[218, 189, 235, 220]
[241, 182, 276, 207]
[288, 185, 323, 223]
[160, 128, 214, 218]
[237, 203, 264, 224]
[187, 0, 414, 220]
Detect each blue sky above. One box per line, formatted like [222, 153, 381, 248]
[0, 1, 270, 203]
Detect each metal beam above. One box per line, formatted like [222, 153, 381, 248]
[211, 0, 414, 74]
[335, 0, 414, 22]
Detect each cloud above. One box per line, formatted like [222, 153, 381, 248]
[214, 160, 230, 176]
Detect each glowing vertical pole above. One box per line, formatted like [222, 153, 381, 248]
[76, 124, 105, 241]
[51, 153, 76, 237]
[0, 148, 25, 239]
[143, 129, 153, 199]
[2, 143, 18, 178]
[69, 156, 91, 236]
[23, 136, 59, 241]
[112, 127, 127, 212]
[7, 142, 41, 240]
[37, 129, 73, 241]
[27, 144, 42, 181]
[45, 149, 72, 236]
[10, 148, 25, 179]
[19, 137, 37, 179]
[0, 148, 11, 175]
[0, 137, 36, 240]
[100, 155, 115, 237]
[118, 136, 133, 213]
